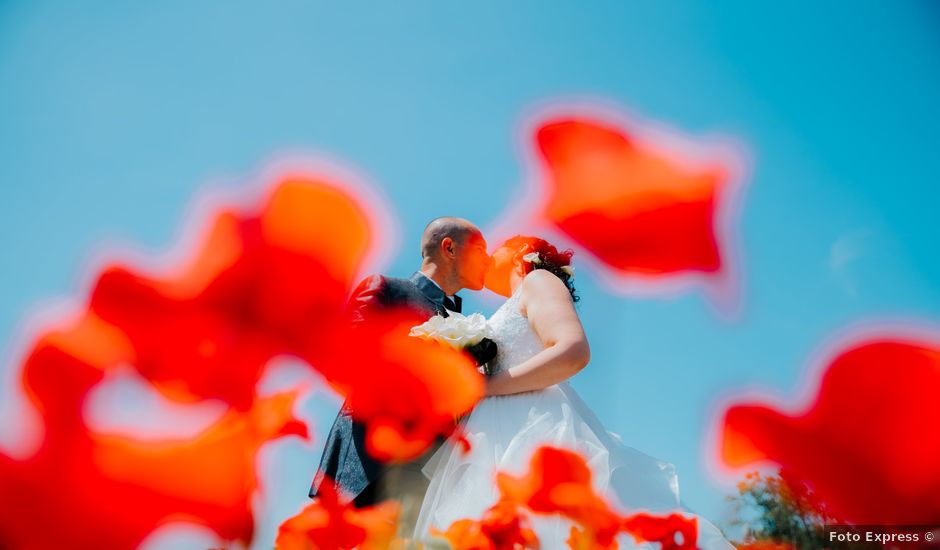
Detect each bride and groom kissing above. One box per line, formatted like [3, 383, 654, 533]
[308, 217, 735, 548]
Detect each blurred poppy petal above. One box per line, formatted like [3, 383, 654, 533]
[565, 526, 593, 550]
[91, 389, 309, 508]
[1, 172, 421, 549]
[0, 315, 308, 549]
[89, 176, 375, 410]
[434, 500, 540, 550]
[533, 117, 734, 279]
[324, 310, 485, 462]
[720, 337, 940, 524]
[497, 446, 622, 547]
[490, 446, 706, 549]
[276, 478, 399, 550]
[433, 519, 496, 550]
[621, 512, 699, 550]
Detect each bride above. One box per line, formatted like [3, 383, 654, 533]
[413, 235, 735, 549]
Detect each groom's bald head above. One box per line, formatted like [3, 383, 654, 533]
[420, 217, 481, 259]
[419, 217, 489, 293]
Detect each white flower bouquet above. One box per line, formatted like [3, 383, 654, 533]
[409, 312, 497, 373]
[409, 312, 492, 348]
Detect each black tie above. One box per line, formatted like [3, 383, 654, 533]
[443, 295, 459, 313]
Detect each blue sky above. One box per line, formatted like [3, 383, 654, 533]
[2, 1, 940, 547]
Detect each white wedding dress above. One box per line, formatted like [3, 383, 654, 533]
[413, 285, 736, 549]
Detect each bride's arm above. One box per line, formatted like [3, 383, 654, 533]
[484, 270, 590, 396]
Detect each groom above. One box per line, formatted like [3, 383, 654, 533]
[309, 217, 496, 521]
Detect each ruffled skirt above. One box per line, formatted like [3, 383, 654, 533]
[413, 382, 735, 549]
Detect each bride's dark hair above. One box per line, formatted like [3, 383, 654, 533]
[504, 235, 579, 302]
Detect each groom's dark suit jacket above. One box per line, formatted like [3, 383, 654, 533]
[308, 271, 466, 505]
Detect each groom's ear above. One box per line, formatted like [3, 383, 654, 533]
[441, 237, 456, 258]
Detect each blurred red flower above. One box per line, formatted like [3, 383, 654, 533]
[497, 446, 625, 548]
[1, 172, 487, 548]
[0, 312, 308, 549]
[533, 117, 732, 278]
[276, 477, 399, 550]
[87, 176, 483, 461]
[474, 445, 697, 550]
[720, 337, 940, 524]
[89, 178, 374, 411]
[322, 309, 484, 462]
[621, 512, 699, 550]
[432, 500, 540, 550]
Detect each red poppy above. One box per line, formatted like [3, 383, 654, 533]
[720, 337, 940, 524]
[565, 526, 594, 550]
[0, 313, 308, 549]
[1, 171, 486, 548]
[621, 512, 699, 550]
[490, 446, 705, 549]
[322, 310, 485, 462]
[533, 117, 732, 278]
[89, 177, 374, 411]
[276, 478, 399, 550]
[497, 446, 622, 547]
[433, 500, 540, 550]
[86, 174, 483, 461]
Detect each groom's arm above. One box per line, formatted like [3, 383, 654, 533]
[345, 274, 389, 327]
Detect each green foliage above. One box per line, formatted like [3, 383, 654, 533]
[725, 470, 877, 550]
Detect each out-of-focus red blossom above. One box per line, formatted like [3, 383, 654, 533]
[0, 312, 308, 549]
[86, 175, 483, 461]
[434, 519, 497, 550]
[482, 446, 701, 549]
[497, 446, 624, 548]
[621, 513, 699, 550]
[454, 426, 473, 455]
[720, 338, 940, 524]
[565, 526, 594, 550]
[1, 173, 487, 549]
[89, 178, 373, 411]
[276, 478, 399, 550]
[322, 310, 484, 462]
[432, 500, 540, 550]
[533, 117, 731, 277]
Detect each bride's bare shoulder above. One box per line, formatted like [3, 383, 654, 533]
[523, 268, 568, 290]
[519, 269, 572, 311]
